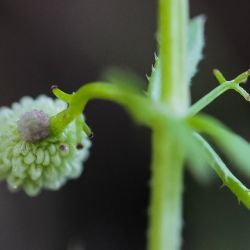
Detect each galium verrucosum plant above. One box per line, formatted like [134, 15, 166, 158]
[0, 0, 249, 249]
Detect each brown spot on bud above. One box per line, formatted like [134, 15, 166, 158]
[59, 144, 69, 152]
[76, 143, 84, 150]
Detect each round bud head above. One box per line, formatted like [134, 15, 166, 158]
[0, 96, 91, 196]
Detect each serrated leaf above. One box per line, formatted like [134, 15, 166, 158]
[187, 15, 206, 85]
[147, 54, 161, 101]
[189, 114, 250, 178]
[147, 16, 206, 101]
[194, 133, 250, 209]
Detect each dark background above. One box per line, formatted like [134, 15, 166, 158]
[0, 0, 249, 249]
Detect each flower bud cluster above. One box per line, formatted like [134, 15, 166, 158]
[0, 96, 91, 196]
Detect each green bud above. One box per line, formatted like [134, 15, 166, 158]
[0, 95, 91, 196]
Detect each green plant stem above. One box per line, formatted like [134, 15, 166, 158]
[188, 70, 250, 117]
[159, 0, 189, 114]
[50, 82, 161, 135]
[147, 1, 189, 250]
[188, 81, 250, 117]
[213, 69, 226, 84]
[194, 133, 250, 209]
[149, 129, 184, 250]
[188, 82, 231, 117]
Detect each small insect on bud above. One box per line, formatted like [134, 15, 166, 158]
[17, 110, 50, 142]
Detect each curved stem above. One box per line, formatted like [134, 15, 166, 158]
[195, 133, 250, 209]
[50, 82, 160, 135]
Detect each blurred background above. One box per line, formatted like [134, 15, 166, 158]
[0, 0, 249, 249]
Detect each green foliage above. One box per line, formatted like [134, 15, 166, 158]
[187, 15, 206, 85]
[183, 130, 214, 184]
[147, 54, 161, 101]
[1, 1, 250, 249]
[49, 45, 250, 211]
[148, 15, 205, 101]
[46, 7, 250, 216]
[195, 133, 250, 209]
[189, 114, 250, 178]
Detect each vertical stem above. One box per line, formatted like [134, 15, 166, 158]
[148, 0, 189, 250]
[149, 129, 184, 250]
[159, 0, 189, 114]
